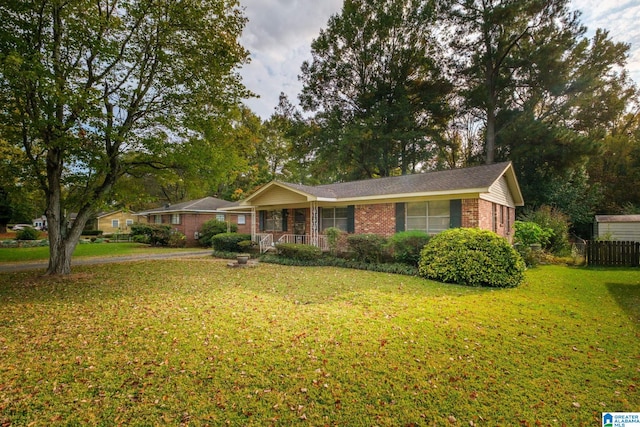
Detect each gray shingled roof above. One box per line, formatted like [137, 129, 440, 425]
[137, 196, 237, 214]
[280, 161, 513, 199]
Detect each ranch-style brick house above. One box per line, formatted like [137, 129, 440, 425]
[237, 161, 524, 252]
[136, 197, 252, 246]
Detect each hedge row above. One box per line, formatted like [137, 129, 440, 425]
[268, 228, 525, 288]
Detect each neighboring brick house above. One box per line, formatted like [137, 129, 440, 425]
[238, 162, 524, 252]
[136, 197, 251, 246]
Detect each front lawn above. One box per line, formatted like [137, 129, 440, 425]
[0, 243, 202, 263]
[0, 262, 637, 425]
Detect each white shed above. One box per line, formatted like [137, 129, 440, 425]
[594, 215, 640, 241]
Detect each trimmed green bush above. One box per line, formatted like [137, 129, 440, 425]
[418, 228, 525, 288]
[168, 230, 186, 248]
[324, 227, 343, 255]
[16, 227, 40, 241]
[514, 221, 552, 247]
[238, 239, 258, 254]
[519, 206, 570, 255]
[275, 243, 322, 261]
[260, 253, 419, 276]
[388, 230, 430, 266]
[82, 230, 104, 236]
[198, 219, 237, 247]
[346, 234, 388, 263]
[132, 234, 149, 244]
[130, 224, 172, 246]
[211, 233, 252, 252]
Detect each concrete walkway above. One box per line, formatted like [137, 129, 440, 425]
[0, 250, 213, 273]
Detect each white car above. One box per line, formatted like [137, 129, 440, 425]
[12, 224, 34, 231]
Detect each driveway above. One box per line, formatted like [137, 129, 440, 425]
[0, 250, 213, 273]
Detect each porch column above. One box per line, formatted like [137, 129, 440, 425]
[251, 207, 256, 241]
[310, 201, 318, 247]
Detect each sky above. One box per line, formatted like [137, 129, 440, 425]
[238, 0, 640, 119]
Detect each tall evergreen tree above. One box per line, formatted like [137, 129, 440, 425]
[299, 0, 452, 180]
[447, 0, 585, 164]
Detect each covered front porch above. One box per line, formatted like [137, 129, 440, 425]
[249, 202, 331, 253]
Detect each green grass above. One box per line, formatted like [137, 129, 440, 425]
[0, 262, 638, 425]
[0, 243, 203, 263]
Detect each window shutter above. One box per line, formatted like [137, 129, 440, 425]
[259, 211, 265, 232]
[282, 209, 288, 232]
[395, 203, 405, 232]
[450, 200, 462, 228]
[347, 205, 355, 233]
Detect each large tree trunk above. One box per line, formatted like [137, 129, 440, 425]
[45, 201, 92, 276]
[43, 148, 91, 276]
[485, 106, 496, 165]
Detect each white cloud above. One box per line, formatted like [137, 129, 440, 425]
[239, 0, 342, 118]
[239, 0, 640, 119]
[571, 0, 640, 78]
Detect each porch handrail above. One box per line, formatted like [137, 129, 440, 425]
[276, 234, 309, 245]
[255, 233, 273, 253]
[275, 234, 329, 251]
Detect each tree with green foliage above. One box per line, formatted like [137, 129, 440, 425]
[585, 92, 640, 215]
[444, 0, 634, 225]
[501, 29, 631, 220]
[0, 0, 249, 274]
[519, 206, 570, 254]
[299, 0, 453, 180]
[446, 0, 586, 165]
[0, 188, 12, 233]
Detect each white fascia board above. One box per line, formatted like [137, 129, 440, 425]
[331, 188, 488, 204]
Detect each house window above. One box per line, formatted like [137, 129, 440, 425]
[126, 219, 134, 227]
[406, 201, 450, 234]
[321, 207, 349, 232]
[112, 219, 119, 228]
[262, 210, 283, 232]
[237, 214, 246, 225]
[171, 214, 181, 225]
[154, 215, 162, 224]
[216, 214, 225, 222]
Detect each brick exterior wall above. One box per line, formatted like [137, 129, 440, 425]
[178, 213, 217, 246]
[464, 198, 514, 243]
[148, 212, 252, 247]
[232, 213, 252, 235]
[252, 200, 516, 244]
[355, 203, 396, 236]
[462, 199, 479, 228]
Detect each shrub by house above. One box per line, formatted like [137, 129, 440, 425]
[419, 228, 525, 288]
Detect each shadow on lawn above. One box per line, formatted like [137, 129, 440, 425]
[606, 281, 640, 329]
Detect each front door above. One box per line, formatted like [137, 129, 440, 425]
[294, 209, 306, 243]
